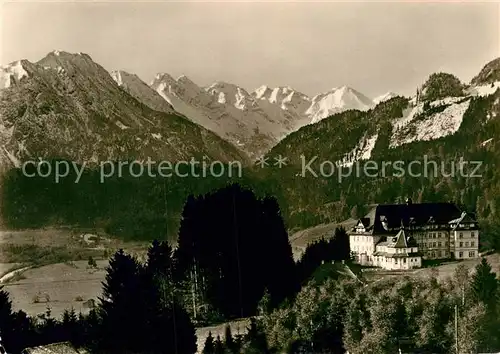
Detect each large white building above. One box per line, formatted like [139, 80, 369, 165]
[348, 199, 480, 269]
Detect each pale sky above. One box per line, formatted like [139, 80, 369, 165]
[1, 1, 499, 98]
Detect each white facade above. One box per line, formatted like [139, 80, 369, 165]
[452, 229, 478, 259]
[348, 206, 480, 269]
[349, 234, 381, 265]
[372, 244, 422, 270]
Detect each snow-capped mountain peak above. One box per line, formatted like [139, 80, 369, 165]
[110, 70, 175, 113]
[373, 92, 398, 104]
[253, 85, 310, 105]
[254, 85, 270, 99]
[307, 85, 374, 123]
[0, 60, 30, 89]
[177, 74, 196, 85]
[205, 81, 256, 110]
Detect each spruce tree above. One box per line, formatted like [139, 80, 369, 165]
[333, 227, 350, 261]
[98, 248, 197, 353]
[146, 239, 174, 277]
[203, 331, 215, 354]
[98, 249, 145, 352]
[0, 288, 14, 350]
[244, 318, 269, 354]
[214, 335, 224, 354]
[224, 325, 235, 353]
[61, 308, 78, 345]
[471, 257, 499, 309]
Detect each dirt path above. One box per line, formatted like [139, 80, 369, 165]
[0, 265, 31, 283]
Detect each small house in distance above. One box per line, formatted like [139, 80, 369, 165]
[348, 199, 479, 269]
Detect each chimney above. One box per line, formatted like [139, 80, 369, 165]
[406, 197, 412, 205]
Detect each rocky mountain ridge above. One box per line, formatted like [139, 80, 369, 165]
[0, 51, 247, 170]
[145, 74, 382, 156]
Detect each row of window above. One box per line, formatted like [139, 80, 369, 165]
[422, 231, 476, 239]
[459, 241, 475, 248]
[428, 251, 448, 258]
[353, 231, 477, 241]
[457, 251, 476, 258]
[373, 256, 418, 264]
[352, 246, 371, 252]
[352, 236, 371, 242]
[395, 257, 418, 264]
[422, 240, 475, 248]
[405, 223, 475, 230]
[423, 241, 446, 248]
[458, 232, 476, 238]
[425, 232, 444, 239]
[427, 251, 476, 258]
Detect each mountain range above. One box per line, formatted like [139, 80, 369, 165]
[1, 50, 499, 169]
[1, 51, 500, 243]
[8, 50, 476, 164]
[0, 51, 247, 169]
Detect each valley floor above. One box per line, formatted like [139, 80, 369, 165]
[0, 227, 149, 318]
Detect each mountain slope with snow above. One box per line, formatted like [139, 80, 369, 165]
[110, 70, 176, 114]
[373, 92, 398, 104]
[307, 86, 375, 124]
[390, 98, 471, 147]
[149, 76, 319, 157]
[0, 51, 247, 168]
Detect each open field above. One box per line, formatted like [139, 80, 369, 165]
[0, 227, 152, 318]
[289, 218, 358, 261]
[288, 207, 377, 261]
[0, 262, 23, 278]
[0, 228, 150, 268]
[2, 260, 108, 319]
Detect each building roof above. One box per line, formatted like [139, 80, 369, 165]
[449, 211, 478, 228]
[21, 342, 88, 354]
[372, 202, 468, 234]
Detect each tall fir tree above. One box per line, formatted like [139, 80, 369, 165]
[471, 257, 499, 309]
[203, 331, 215, 354]
[214, 335, 224, 354]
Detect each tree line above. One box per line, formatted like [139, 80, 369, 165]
[253, 257, 500, 353]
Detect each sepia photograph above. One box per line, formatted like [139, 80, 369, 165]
[0, 1, 500, 353]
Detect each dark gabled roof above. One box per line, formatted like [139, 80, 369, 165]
[394, 229, 409, 248]
[372, 202, 466, 234]
[380, 228, 418, 248]
[350, 217, 374, 234]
